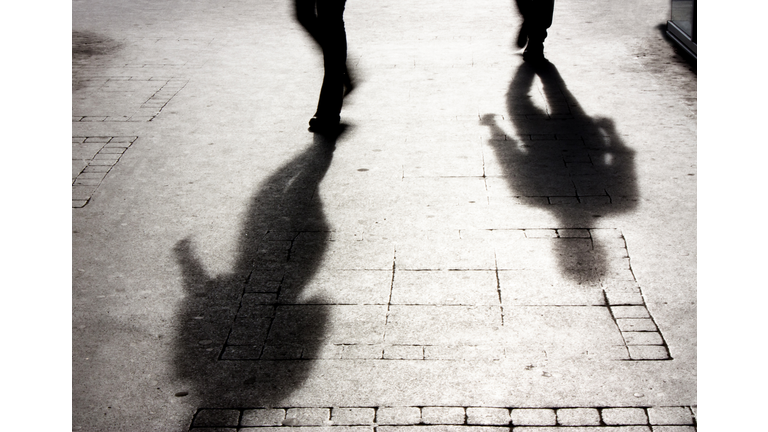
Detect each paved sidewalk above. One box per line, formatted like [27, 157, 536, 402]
[72, 0, 696, 431]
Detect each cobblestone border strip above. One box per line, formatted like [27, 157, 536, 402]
[72, 77, 188, 122]
[72, 136, 137, 208]
[602, 282, 672, 361]
[188, 405, 696, 430]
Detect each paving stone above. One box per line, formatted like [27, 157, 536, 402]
[96, 147, 126, 154]
[376, 407, 422, 425]
[616, 318, 657, 332]
[524, 229, 558, 238]
[87, 158, 118, 166]
[191, 428, 237, 432]
[220, 345, 263, 360]
[82, 165, 111, 173]
[423, 345, 504, 360]
[331, 408, 376, 425]
[241, 408, 286, 426]
[378, 427, 507, 432]
[601, 408, 649, 425]
[647, 407, 693, 425]
[385, 305, 502, 345]
[108, 136, 136, 142]
[284, 408, 330, 425]
[501, 306, 625, 356]
[259, 344, 303, 359]
[391, 270, 499, 305]
[72, 185, 99, 200]
[549, 196, 581, 205]
[267, 305, 387, 345]
[296, 240, 393, 270]
[557, 229, 591, 238]
[556, 408, 600, 426]
[73, 178, 103, 186]
[84, 136, 112, 143]
[579, 195, 613, 205]
[605, 292, 645, 306]
[513, 428, 650, 432]
[510, 408, 556, 426]
[240, 428, 372, 432]
[280, 269, 392, 304]
[226, 315, 272, 345]
[341, 344, 383, 359]
[421, 407, 466, 425]
[628, 345, 670, 360]
[75, 172, 107, 180]
[466, 408, 510, 425]
[396, 239, 497, 270]
[611, 306, 650, 319]
[383, 344, 424, 360]
[192, 409, 240, 427]
[650, 427, 696, 432]
[623, 332, 664, 346]
[498, 270, 605, 306]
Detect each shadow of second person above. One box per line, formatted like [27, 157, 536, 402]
[481, 60, 638, 282]
[172, 131, 342, 411]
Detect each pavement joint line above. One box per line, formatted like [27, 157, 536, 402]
[73, 77, 189, 122]
[188, 405, 696, 429]
[212, 228, 671, 361]
[72, 136, 138, 208]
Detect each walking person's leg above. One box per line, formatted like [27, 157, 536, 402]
[516, 0, 555, 61]
[308, 0, 348, 134]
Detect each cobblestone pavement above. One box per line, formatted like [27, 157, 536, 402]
[190, 405, 697, 430]
[72, 0, 696, 431]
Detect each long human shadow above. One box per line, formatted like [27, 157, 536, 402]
[481, 60, 638, 282]
[172, 130, 341, 411]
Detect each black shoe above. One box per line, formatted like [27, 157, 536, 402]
[343, 71, 355, 97]
[523, 43, 545, 62]
[308, 117, 342, 136]
[516, 25, 528, 48]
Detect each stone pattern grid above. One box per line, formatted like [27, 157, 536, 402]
[188, 405, 696, 430]
[187, 228, 672, 362]
[72, 77, 188, 122]
[72, 136, 137, 208]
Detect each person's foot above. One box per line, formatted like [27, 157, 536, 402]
[308, 116, 342, 136]
[523, 42, 545, 62]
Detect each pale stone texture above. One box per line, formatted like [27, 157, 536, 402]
[647, 407, 694, 425]
[556, 408, 601, 426]
[421, 407, 466, 425]
[241, 409, 286, 426]
[601, 408, 648, 425]
[331, 408, 376, 425]
[510, 409, 556, 426]
[466, 408, 511, 425]
[376, 407, 422, 425]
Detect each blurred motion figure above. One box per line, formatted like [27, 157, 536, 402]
[515, 0, 555, 61]
[295, 0, 354, 135]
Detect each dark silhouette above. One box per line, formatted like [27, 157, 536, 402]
[515, 0, 555, 62]
[295, 0, 354, 135]
[481, 59, 637, 282]
[173, 131, 341, 412]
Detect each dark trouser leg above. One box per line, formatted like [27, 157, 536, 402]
[516, 0, 555, 45]
[311, 0, 347, 122]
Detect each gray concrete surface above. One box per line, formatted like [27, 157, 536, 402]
[72, 0, 696, 430]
